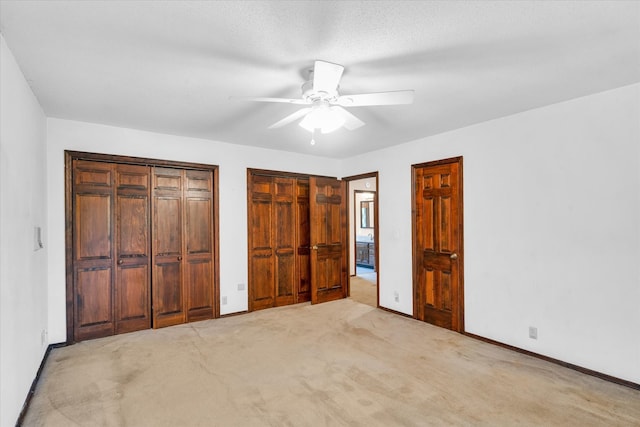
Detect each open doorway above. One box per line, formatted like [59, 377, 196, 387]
[346, 173, 378, 308]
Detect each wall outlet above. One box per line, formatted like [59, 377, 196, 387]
[221, 296, 228, 305]
[237, 283, 245, 291]
[529, 326, 538, 340]
[394, 291, 399, 303]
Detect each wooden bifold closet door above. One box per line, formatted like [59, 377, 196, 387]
[248, 174, 310, 310]
[248, 170, 347, 311]
[68, 153, 218, 343]
[152, 167, 215, 328]
[72, 160, 151, 341]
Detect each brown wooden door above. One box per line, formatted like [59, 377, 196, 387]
[309, 177, 348, 304]
[152, 167, 215, 327]
[152, 167, 185, 328]
[248, 174, 297, 310]
[248, 174, 275, 310]
[68, 152, 219, 342]
[114, 164, 151, 334]
[412, 157, 464, 331]
[184, 169, 215, 322]
[73, 160, 116, 341]
[273, 177, 296, 307]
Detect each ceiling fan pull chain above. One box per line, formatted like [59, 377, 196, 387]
[310, 129, 316, 145]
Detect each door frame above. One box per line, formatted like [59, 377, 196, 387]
[65, 151, 220, 343]
[411, 157, 464, 332]
[343, 172, 379, 304]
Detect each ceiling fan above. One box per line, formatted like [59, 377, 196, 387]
[230, 60, 414, 139]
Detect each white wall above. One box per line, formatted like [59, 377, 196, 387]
[339, 83, 640, 384]
[46, 118, 339, 342]
[0, 34, 49, 427]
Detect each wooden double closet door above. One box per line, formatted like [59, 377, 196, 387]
[67, 152, 218, 342]
[248, 170, 348, 311]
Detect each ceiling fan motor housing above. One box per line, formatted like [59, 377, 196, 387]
[301, 79, 338, 103]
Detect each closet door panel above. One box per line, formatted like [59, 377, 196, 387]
[274, 178, 295, 306]
[310, 177, 348, 304]
[153, 168, 185, 328]
[249, 175, 275, 310]
[73, 160, 115, 341]
[115, 164, 151, 334]
[185, 170, 214, 321]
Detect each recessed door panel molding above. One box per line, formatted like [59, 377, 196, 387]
[186, 259, 214, 320]
[116, 264, 150, 333]
[66, 151, 219, 343]
[186, 198, 212, 254]
[153, 261, 184, 327]
[154, 197, 182, 256]
[75, 193, 112, 260]
[74, 160, 112, 187]
[76, 267, 112, 328]
[412, 157, 464, 332]
[117, 196, 149, 257]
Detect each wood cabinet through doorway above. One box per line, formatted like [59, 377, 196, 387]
[66, 152, 219, 343]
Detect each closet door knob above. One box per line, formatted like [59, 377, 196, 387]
[117, 259, 124, 265]
[450, 253, 458, 260]
[177, 256, 183, 261]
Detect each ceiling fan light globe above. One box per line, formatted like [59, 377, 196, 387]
[299, 106, 345, 134]
[320, 118, 345, 134]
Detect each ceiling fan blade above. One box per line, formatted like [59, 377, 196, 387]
[312, 60, 344, 94]
[268, 108, 312, 129]
[332, 106, 365, 131]
[335, 90, 415, 107]
[229, 96, 309, 105]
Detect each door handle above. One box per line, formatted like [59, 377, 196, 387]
[177, 256, 183, 261]
[312, 245, 318, 250]
[117, 259, 124, 265]
[450, 253, 458, 260]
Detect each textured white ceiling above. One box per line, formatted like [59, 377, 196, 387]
[1, 1, 638, 158]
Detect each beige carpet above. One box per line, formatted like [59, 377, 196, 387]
[23, 299, 640, 426]
[349, 275, 377, 307]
